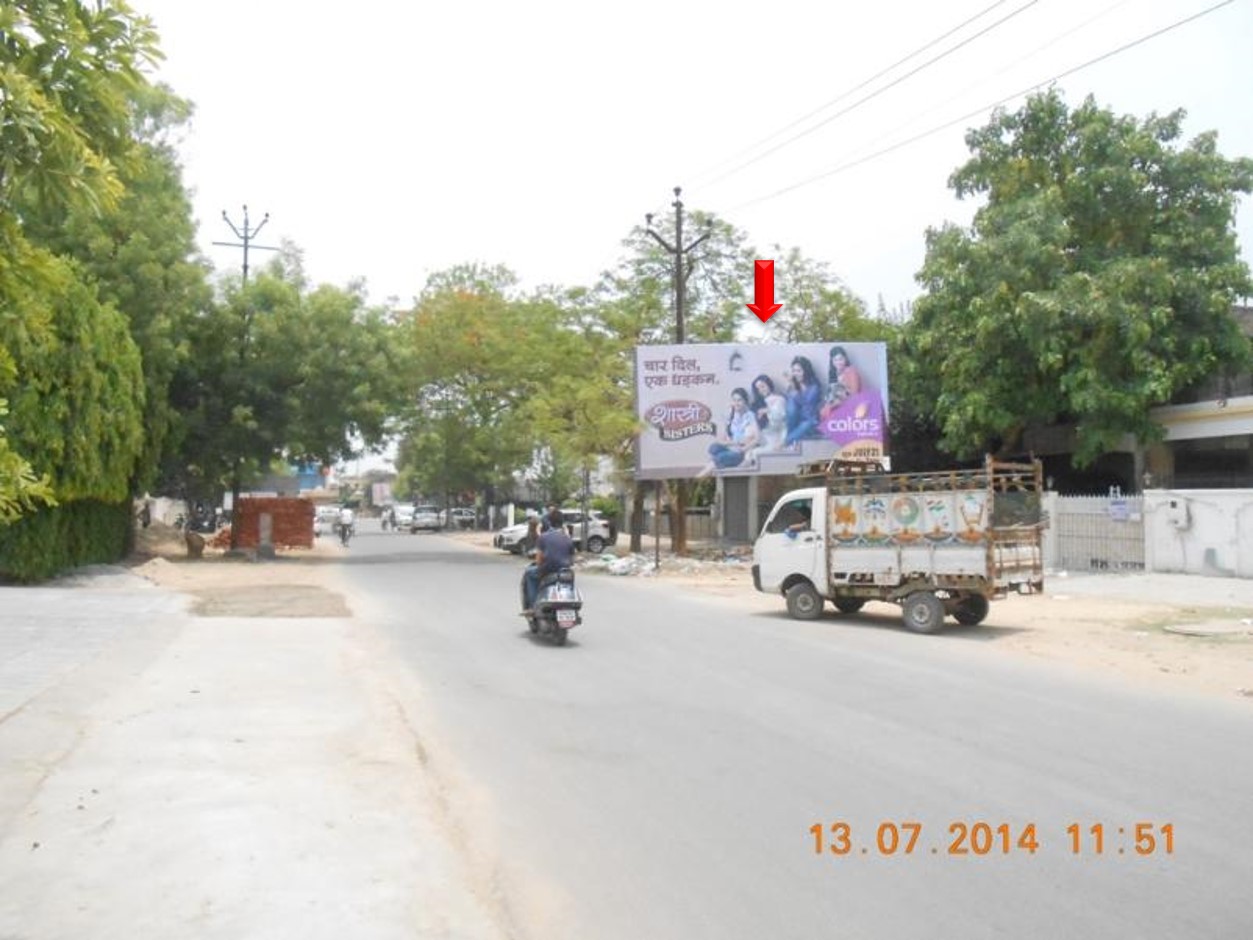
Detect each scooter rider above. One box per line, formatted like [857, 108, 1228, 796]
[338, 505, 355, 545]
[523, 508, 575, 612]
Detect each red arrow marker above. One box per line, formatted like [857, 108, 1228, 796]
[746, 259, 782, 322]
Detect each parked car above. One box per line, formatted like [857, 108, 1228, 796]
[412, 505, 442, 532]
[493, 508, 616, 555]
[390, 504, 416, 531]
[442, 508, 476, 529]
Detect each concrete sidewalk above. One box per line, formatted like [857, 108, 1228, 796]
[0, 568, 505, 940]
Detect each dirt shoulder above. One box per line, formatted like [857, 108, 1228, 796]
[128, 523, 1253, 705]
[127, 522, 351, 618]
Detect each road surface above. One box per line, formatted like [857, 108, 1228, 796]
[338, 526, 1253, 940]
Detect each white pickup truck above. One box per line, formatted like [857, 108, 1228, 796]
[752, 457, 1045, 633]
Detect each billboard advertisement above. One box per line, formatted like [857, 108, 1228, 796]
[635, 342, 889, 480]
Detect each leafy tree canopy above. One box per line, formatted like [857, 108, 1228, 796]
[0, 0, 160, 219]
[908, 89, 1253, 465]
[162, 265, 403, 502]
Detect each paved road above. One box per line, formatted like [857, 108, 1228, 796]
[340, 529, 1253, 940]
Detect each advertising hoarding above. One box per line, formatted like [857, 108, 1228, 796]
[635, 342, 889, 480]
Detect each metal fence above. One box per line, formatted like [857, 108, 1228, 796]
[1049, 493, 1146, 572]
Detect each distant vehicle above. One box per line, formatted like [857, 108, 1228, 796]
[412, 505, 442, 532]
[391, 504, 416, 531]
[494, 508, 616, 555]
[313, 504, 340, 538]
[443, 507, 476, 529]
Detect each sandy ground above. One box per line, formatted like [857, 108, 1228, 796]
[128, 523, 1253, 705]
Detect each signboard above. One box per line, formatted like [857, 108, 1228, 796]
[635, 342, 890, 480]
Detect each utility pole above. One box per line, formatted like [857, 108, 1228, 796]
[645, 186, 713, 345]
[643, 187, 713, 564]
[213, 205, 279, 285]
[213, 206, 279, 551]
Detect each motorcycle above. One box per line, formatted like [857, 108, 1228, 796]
[338, 520, 354, 546]
[521, 566, 583, 645]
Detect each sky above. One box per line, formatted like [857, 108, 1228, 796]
[132, 0, 1253, 315]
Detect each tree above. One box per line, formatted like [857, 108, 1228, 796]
[163, 266, 402, 523]
[909, 90, 1253, 465]
[0, 237, 145, 503]
[0, 0, 161, 526]
[19, 82, 209, 492]
[0, 1, 160, 218]
[763, 248, 886, 344]
[394, 266, 546, 504]
[0, 400, 55, 524]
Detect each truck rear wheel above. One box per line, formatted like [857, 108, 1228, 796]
[902, 592, 944, 634]
[832, 597, 866, 614]
[953, 594, 990, 626]
[786, 582, 824, 620]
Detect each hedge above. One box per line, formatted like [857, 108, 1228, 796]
[0, 499, 132, 583]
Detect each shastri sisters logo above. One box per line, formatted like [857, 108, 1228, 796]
[646, 399, 715, 441]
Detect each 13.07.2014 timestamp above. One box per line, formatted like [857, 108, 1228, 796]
[810, 821, 1175, 857]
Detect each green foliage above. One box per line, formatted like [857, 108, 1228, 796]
[395, 266, 544, 499]
[0, 0, 161, 218]
[0, 234, 145, 502]
[0, 400, 56, 524]
[164, 268, 401, 500]
[18, 82, 209, 491]
[589, 494, 621, 520]
[603, 212, 755, 344]
[764, 247, 888, 344]
[908, 89, 1253, 465]
[0, 498, 130, 583]
[0, 0, 170, 573]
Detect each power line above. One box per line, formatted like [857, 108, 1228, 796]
[728, 0, 1237, 212]
[687, 0, 1019, 186]
[777, 0, 1134, 199]
[697, 0, 1040, 190]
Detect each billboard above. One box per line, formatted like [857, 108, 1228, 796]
[635, 342, 889, 480]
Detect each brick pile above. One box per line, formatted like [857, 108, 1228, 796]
[230, 496, 316, 549]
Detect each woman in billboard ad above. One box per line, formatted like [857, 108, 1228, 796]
[697, 387, 760, 478]
[784, 355, 824, 446]
[817, 344, 886, 461]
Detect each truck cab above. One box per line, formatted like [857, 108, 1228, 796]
[753, 487, 828, 618]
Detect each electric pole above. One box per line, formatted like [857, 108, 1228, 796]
[213, 205, 279, 285]
[213, 205, 279, 552]
[645, 186, 713, 344]
[643, 187, 713, 562]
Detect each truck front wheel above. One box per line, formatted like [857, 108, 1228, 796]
[785, 582, 824, 621]
[902, 592, 944, 634]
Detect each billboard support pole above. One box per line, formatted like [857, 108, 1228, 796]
[654, 481, 661, 571]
